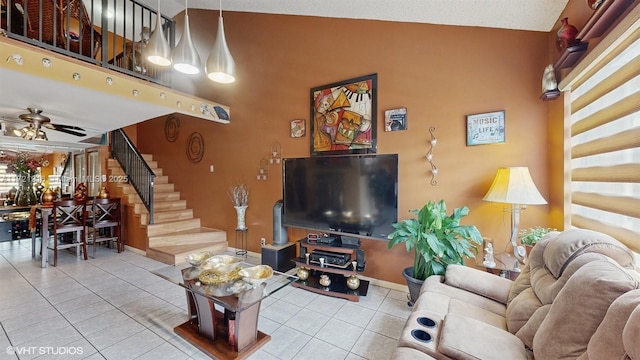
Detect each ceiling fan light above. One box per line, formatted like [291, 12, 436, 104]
[146, 0, 172, 66]
[35, 130, 48, 141]
[206, 15, 236, 83]
[172, 4, 201, 75]
[13, 128, 24, 137]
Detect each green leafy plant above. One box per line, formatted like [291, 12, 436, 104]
[387, 200, 483, 281]
[518, 226, 556, 246]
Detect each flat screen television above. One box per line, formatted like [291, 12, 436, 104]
[282, 154, 398, 241]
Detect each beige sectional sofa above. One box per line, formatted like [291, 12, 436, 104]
[392, 229, 640, 360]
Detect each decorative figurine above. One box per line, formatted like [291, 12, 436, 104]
[319, 274, 331, 287]
[483, 242, 496, 268]
[296, 267, 309, 281]
[542, 64, 558, 92]
[346, 261, 360, 290]
[557, 17, 579, 53]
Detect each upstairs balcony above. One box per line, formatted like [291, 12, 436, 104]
[0, 0, 230, 145]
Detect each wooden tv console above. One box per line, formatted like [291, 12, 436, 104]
[292, 239, 369, 302]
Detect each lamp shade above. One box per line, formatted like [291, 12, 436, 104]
[206, 16, 236, 83]
[172, 12, 201, 74]
[483, 167, 547, 205]
[146, 1, 172, 66]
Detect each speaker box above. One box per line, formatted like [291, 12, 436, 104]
[272, 200, 288, 245]
[261, 243, 296, 272]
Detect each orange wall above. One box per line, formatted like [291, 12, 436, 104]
[137, 12, 552, 285]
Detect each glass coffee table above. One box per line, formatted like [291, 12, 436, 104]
[152, 263, 297, 359]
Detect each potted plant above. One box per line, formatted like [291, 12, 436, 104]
[229, 183, 249, 230]
[387, 200, 482, 305]
[519, 226, 556, 253]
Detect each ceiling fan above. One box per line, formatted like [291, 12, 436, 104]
[13, 108, 86, 140]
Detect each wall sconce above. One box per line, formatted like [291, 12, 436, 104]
[257, 158, 269, 180]
[426, 126, 438, 185]
[269, 141, 282, 164]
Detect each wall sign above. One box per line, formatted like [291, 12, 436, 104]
[466, 110, 505, 146]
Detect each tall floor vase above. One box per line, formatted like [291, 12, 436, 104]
[235, 205, 248, 230]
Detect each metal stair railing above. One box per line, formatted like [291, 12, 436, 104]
[110, 129, 155, 224]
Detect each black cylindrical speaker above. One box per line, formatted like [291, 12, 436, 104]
[273, 200, 288, 245]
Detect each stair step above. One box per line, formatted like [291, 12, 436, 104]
[147, 218, 201, 237]
[154, 192, 180, 201]
[153, 200, 187, 212]
[152, 168, 163, 176]
[145, 160, 158, 168]
[154, 175, 169, 184]
[146, 241, 229, 266]
[154, 183, 175, 193]
[153, 209, 194, 224]
[141, 154, 153, 161]
[148, 227, 227, 247]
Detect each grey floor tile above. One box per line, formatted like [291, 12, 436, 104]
[82, 320, 146, 350]
[315, 318, 364, 351]
[280, 287, 320, 307]
[245, 349, 280, 360]
[260, 299, 302, 324]
[63, 300, 118, 324]
[257, 315, 282, 335]
[135, 342, 190, 360]
[293, 338, 349, 360]
[100, 329, 165, 360]
[260, 325, 311, 360]
[365, 312, 406, 340]
[285, 308, 331, 336]
[334, 303, 376, 328]
[350, 330, 398, 360]
[72, 309, 131, 336]
[304, 294, 348, 317]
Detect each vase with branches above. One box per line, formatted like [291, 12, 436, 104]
[229, 183, 249, 230]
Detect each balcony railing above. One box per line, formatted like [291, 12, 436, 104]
[1, 0, 176, 87]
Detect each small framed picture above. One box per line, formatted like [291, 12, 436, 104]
[466, 110, 505, 146]
[384, 108, 407, 131]
[290, 119, 305, 138]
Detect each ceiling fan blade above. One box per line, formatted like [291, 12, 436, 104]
[50, 123, 86, 132]
[51, 127, 87, 137]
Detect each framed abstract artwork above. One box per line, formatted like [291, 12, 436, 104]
[384, 108, 407, 131]
[466, 110, 505, 146]
[310, 73, 378, 156]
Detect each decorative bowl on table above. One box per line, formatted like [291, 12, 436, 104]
[239, 265, 273, 286]
[200, 255, 243, 274]
[185, 251, 213, 266]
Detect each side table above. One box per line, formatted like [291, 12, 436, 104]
[477, 252, 522, 280]
[235, 229, 248, 257]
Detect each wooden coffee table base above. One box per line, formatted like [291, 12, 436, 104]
[174, 321, 271, 360]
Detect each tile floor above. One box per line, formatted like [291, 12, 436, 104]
[0, 240, 411, 360]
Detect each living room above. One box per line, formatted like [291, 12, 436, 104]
[0, 0, 638, 359]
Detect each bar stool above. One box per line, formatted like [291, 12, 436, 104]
[87, 197, 122, 257]
[48, 199, 88, 266]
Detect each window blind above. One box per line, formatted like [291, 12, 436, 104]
[562, 9, 640, 253]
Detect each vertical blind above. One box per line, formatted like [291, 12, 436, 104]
[564, 10, 640, 253]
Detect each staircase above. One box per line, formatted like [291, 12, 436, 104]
[107, 155, 228, 265]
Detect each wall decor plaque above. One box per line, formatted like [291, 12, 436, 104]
[466, 110, 505, 146]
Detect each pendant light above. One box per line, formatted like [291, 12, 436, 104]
[172, 0, 201, 74]
[206, 0, 236, 83]
[146, 0, 172, 66]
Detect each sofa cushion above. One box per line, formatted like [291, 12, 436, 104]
[514, 305, 550, 349]
[417, 279, 507, 316]
[532, 257, 640, 359]
[449, 299, 506, 330]
[391, 347, 438, 360]
[577, 289, 640, 360]
[444, 264, 513, 304]
[438, 313, 529, 360]
[623, 304, 640, 360]
[505, 287, 542, 334]
[543, 229, 635, 278]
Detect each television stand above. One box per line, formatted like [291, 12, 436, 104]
[292, 239, 369, 302]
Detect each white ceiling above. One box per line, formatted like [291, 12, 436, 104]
[149, 0, 570, 32]
[0, 0, 569, 152]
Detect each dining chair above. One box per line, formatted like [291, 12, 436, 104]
[48, 198, 88, 266]
[87, 197, 122, 257]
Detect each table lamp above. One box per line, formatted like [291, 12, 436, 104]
[483, 167, 547, 263]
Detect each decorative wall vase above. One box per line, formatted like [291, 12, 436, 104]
[34, 183, 45, 203]
[15, 175, 37, 206]
[234, 205, 248, 230]
[41, 187, 57, 205]
[556, 17, 579, 53]
[97, 187, 110, 199]
[8, 186, 17, 204]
